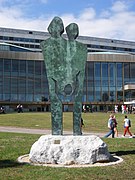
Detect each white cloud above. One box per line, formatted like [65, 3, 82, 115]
[79, 8, 96, 20]
[0, 1, 135, 41]
[111, 1, 128, 12]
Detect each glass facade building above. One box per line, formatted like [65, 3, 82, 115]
[0, 27, 135, 111]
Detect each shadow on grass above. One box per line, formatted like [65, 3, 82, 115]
[110, 150, 135, 156]
[0, 160, 24, 169]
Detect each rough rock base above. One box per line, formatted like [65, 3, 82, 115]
[29, 135, 111, 165]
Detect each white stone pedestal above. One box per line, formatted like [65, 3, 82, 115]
[29, 135, 111, 165]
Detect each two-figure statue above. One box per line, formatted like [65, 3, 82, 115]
[41, 17, 87, 135]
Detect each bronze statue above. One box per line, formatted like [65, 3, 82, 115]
[41, 17, 87, 135]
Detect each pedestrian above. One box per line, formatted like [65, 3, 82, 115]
[104, 114, 115, 138]
[121, 105, 124, 114]
[83, 105, 86, 113]
[113, 115, 118, 137]
[114, 105, 118, 113]
[17, 104, 23, 113]
[0, 106, 5, 114]
[122, 115, 133, 138]
[80, 118, 85, 134]
[124, 105, 126, 114]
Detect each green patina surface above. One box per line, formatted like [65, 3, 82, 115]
[41, 17, 87, 135]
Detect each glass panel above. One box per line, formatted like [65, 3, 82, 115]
[130, 63, 135, 82]
[102, 63, 108, 86]
[19, 60, 26, 76]
[94, 86, 101, 101]
[11, 78, 18, 93]
[18, 94, 26, 101]
[0, 77, 3, 92]
[109, 63, 116, 86]
[82, 95, 86, 102]
[102, 86, 109, 102]
[27, 60, 34, 77]
[11, 94, 18, 101]
[0, 94, 3, 100]
[4, 59, 11, 75]
[41, 80, 49, 94]
[0, 59, 3, 75]
[94, 63, 101, 87]
[94, 63, 101, 102]
[3, 78, 11, 93]
[110, 89, 116, 101]
[87, 62, 94, 80]
[116, 63, 122, 87]
[18, 79, 26, 93]
[83, 68, 87, 99]
[117, 88, 123, 102]
[26, 94, 33, 101]
[101, 63, 109, 102]
[12, 60, 19, 76]
[34, 94, 41, 102]
[27, 80, 34, 93]
[35, 79, 41, 93]
[124, 63, 130, 84]
[35, 61, 41, 75]
[131, 90, 135, 99]
[3, 94, 10, 101]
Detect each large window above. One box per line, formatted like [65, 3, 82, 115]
[124, 63, 130, 84]
[2, 58, 135, 104]
[12, 60, 19, 76]
[109, 63, 116, 101]
[116, 63, 123, 101]
[101, 63, 109, 102]
[19, 60, 26, 76]
[94, 63, 101, 101]
[102, 63, 108, 86]
[130, 63, 135, 82]
[0, 59, 3, 75]
[87, 62, 94, 101]
[27, 60, 34, 77]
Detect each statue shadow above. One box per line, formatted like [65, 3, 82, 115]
[110, 150, 135, 156]
[0, 159, 25, 169]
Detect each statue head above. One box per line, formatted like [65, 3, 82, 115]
[48, 16, 64, 38]
[66, 23, 79, 40]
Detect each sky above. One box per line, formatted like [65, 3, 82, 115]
[0, 0, 135, 41]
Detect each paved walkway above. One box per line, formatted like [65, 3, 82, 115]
[1, 126, 132, 138]
[0, 126, 106, 137]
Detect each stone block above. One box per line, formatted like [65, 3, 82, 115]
[29, 135, 111, 165]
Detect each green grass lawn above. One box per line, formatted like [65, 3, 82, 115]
[0, 132, 135, 180]
[0, 112, 135, 134]
[0, 112, 135, 179]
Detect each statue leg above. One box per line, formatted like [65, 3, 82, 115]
[50, 93, 63, 135]
[73, 91, 82, 135]
[49, 79, 63, 135]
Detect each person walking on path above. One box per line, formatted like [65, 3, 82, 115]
[104, 114, 115, 138]
[122, 115, 133, 138]
[80, 118, 85, 134]
[113, 115, 118, 137]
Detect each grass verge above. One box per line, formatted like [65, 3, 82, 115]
[0, 132, 135, 180]
[0, 112, 135, 134]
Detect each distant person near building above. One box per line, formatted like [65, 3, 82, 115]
[83, 105, 86, 113]
[17, 104, 23, 113]
[80, 118, 85, 134]
[121, 105, 124, 114]
[0, 106, 5, 114]
[124, 105, 127, 114]
[114, 105, 118, 113]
